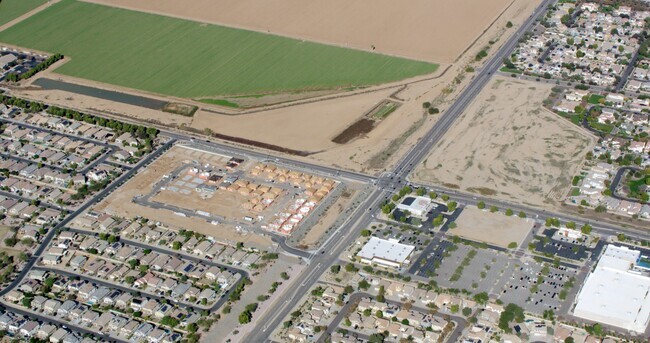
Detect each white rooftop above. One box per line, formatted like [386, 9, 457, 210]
[574, 245, 650, 334]
[358, 237, 415, 265]
[397, 196, 431, 215]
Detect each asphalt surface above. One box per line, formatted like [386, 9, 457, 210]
[246, 2, 558, 340]
[3, 0, 649, 339]
[0, 302, 126, 343]
[67, 227, 249, 313]
[609, 166, 643, 202]
[322, 292, 467, 343]
[0, 139, 175, 298]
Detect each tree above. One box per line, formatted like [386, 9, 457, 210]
[360, 229, 371, 237]
[3, 237, 17, 247]
[564, 338, 575, 343]
[498, 303, 525, 333]
[506, 21, 513, 28]
[447, 201, 457, 212]
[428, 107, 440, 114]
[477, 201, 485, 209]
[171, 241, 181, 250]
[507, 242, 517, 249]
[368, 333, 386, 343]
[473, 292, 489, 305]
[490, 205, 498, 213]
[422, 102, 431, 109]
[20, 296, 33, 308]
[376, 310, 383, 318]
[580, 224, 592, 235]
[518, 211, 526, 218]
[161, 316, 180, 328]
[505, 209, 513, 216]
[450, 304, 459, 313]
[566, 221, 576, 229]
[238, 310, 252, 324]
[358, 280, 370, 290]
[18, 252, 29, 262]
[462, 307, 472, 316]
[330, 265, 341, 274]
[128, 259, 139, 269]
[345, 263, 358, 273]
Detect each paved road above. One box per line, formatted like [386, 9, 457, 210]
[244, 188, 388, 342]
[0, 302, 126, 343]
[174, 140, 373, 184]
[0, 139, 175, 298]
[34, 265, 216, 311]
[392, 0, 555, 181]
[322, 291, 467, 343]
[67, 227, 249, 313]
[242, 0, 619, 340]
[409, 181, 650, 240]
[609, 166, 643, 202]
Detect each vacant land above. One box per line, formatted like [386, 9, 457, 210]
[94, 146, 273, 249]
[452, 206, 534, 248]
[85, 0, 513, 63]
[0, 0, 46, 27]
[0, 0, 438, 99]
[414, 77, 595, 209]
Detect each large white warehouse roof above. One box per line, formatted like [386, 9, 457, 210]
[574, 244, 650, 334]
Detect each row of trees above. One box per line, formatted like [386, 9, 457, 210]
[47, 105, 158, 140]
[0, 94, 159, 141]
[5, 53, 64, 82]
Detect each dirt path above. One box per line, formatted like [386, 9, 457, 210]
[0, 0, 60, 32]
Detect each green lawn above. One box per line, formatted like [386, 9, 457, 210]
[587, 94, 604, 104]
[0, 0, 46, 26]
[0, 0, 438, 98]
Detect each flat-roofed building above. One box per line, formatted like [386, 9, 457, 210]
[357, 237, 415, 268]
[396, 196, 431, 216]
[573, 244, 650, 334]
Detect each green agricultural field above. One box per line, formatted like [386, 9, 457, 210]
[0, 0, 438, 99]
[0, 0, 47, 27]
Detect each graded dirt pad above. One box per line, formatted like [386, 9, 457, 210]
[190, 88, 396, 152]
[452, 206, 535, 248]
[85, 0, 512, 63]
[413, 76, 596, 209]
[94, 146, 273, 249]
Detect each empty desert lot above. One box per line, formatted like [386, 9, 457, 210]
[414, 77, 595, 209]
[0, 0, 46, 26]
[85, 0, 513, 63]
[0, 0, 438, 99]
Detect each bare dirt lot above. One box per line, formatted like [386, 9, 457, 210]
[413, 76, 596, 209]
[452, 206, 535, 248]
[83, 0, 513, 64]
[94, 146, 274, 249]
[10, 0, 542, 179]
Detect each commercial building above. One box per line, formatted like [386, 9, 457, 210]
[396, 196, 431, 217]
[357, 237, 415, 268]
[573, 245, 650, 334]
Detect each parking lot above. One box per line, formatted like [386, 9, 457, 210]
[494, 261, 578, 314]
[533, 229, 588, 261]
[374, 223, 432, 252]
[433, 244, 510, 292]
